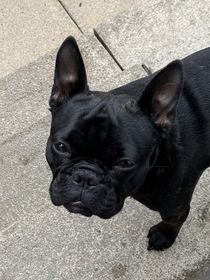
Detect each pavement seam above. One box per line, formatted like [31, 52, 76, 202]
[58, 0, 84, 34]
[93, 28, 152, 76]
[55, 0, 126, 73]
[93, 28, 124, 71]
[53, 2, 152, 77]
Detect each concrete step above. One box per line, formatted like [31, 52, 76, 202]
[0, 34, 117, 144]
[0, 0, 140, 79]
[95, 0, 210, 72]
[0, 0, 81, 78]
[0, 32, 148, 145]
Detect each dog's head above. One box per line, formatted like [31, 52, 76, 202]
[46, 36, 183, 218]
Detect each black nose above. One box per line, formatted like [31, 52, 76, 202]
[72, 170, 100, 186]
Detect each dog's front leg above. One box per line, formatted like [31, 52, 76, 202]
[147, 206, 190, 251]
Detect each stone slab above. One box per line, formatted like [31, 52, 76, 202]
[95, 0, 210, 72]
[0, 0, 81, 77]
[61, 0, 140, 33]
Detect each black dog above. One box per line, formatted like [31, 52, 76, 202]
[46, 36, 210, 250]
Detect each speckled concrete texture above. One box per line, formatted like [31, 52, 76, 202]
[95, 0, 210, 72]
[1, 1, 210, 279]
[0, 0, 81, 77]
[60, 0, 140, 33]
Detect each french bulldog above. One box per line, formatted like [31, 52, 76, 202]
[46, 36, 210, 250]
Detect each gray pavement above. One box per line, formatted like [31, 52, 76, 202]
[1, 1, 210, 279]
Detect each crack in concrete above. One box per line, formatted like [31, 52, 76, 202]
[93, 28, 124, 71]
[58, 0, 84, 34]
[58, 1, 152, 77]
[58, 1, 125, 72]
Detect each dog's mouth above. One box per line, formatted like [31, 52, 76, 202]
[71, 201, 87, 208]
[63, 201, 93, 217]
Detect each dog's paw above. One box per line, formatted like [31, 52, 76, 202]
[147, 221, 178, 251]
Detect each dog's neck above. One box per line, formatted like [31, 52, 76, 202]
[153, 122, 181, 171]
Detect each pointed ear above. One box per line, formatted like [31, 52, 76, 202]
[138, 60, 184, 132]
[50, 36, 88, 108]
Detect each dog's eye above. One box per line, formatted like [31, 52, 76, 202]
[118, 160, 134, 168]
[54, 142, 68, 153]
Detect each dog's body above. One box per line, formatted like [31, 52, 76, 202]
[46, 36, 210, 250]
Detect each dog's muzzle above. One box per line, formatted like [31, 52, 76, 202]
[49, 160, 124, 219]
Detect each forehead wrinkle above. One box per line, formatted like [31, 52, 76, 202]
[83, 100, 107, 121]
[82, 98, 119, 126]
[106, 101, 119, 126]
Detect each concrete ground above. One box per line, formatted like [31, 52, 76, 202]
[1, 0, 210, 279]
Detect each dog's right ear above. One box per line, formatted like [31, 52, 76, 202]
[138, 60, 184, 133]
[50, 36, 88, 109]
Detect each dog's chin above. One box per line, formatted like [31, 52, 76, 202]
[62, 200, 122, 219]
[64, 202, 93, 217]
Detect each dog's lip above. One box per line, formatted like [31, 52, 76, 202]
[64, 201, 93, 217]
[67, 201, 87, 209]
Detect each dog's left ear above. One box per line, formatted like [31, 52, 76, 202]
[50, 36, 88, 108]
[138, 60, 184, 132]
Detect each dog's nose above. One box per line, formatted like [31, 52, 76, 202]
[72, 170, 100, 186]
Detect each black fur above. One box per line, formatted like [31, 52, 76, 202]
[46, 36, 210, 250]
